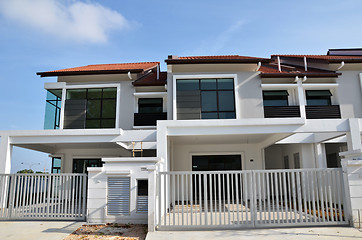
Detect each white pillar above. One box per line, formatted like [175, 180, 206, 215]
[314, 143, 327, 168]
[147, 166, 157, 232]
[342, 159, 362, 227]
[0, 135, 12, 174]
[346, 118, 362, 152]
[296, 78, 306, 119]
[340, 118, 362, 227]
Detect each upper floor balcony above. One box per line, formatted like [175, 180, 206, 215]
[262, 89, 341, 119]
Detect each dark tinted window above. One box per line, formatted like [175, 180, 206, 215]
[263, 90, 289, 106]
[138, 98, 163, 113]
[306, 90, 332, 106]
[137, 180, 148, 196]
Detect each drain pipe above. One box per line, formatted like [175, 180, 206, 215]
[304, 56, 308, 72]
[337, 61, 345, 70]
[127, 71, 133, 80]
[157, 64, 160, 80]
[277, 56, 281, 72]
[255, 62, 261, 71]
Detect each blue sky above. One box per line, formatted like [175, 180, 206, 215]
[0, 0, 362, 172]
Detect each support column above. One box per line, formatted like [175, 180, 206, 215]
[342, 159, 362, 227]
[0, 135, 12, 174]
[296, 78, 306, 119]
[340, 118, 362, 227]
[147, 165, 157, 232]
[314, 143, 327, 168]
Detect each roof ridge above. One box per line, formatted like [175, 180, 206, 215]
[86, 61, 159, 66]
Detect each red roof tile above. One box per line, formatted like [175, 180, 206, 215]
[133, 71, 167, 86]
[259, 63, 340, 78]
[37, 62, 159, 77]
[166, 55, 270, 64]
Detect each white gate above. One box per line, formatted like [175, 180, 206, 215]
[0, 173, 87, 220]
[157, 169, 348, 230]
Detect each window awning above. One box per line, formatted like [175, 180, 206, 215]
[306, 90, 332, 96]
[263, 90, 289, 96]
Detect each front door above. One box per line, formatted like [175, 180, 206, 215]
[192, 155, 242, 201]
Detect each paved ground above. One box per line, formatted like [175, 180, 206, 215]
[0, 221, 85, 240]
[146, 227, 362, 240]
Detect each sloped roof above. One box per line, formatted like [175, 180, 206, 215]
[165, 55, 270, 64]
[37, 62, 159, 77]
[133, 71, 167, 86]
[271, 55, 362, 63]
[259, 63, 341, 78]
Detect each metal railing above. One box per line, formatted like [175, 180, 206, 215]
[0, 173, 87, 220]
[157, 169, 347, 230]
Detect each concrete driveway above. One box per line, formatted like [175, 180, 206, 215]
[146, 227, 362, 240]
[0, 221, 84, 240]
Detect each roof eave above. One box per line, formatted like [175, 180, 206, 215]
[165, 58, 271, 64]
[37, 69, 145, 77]
[260, 73, 341, 78]
[328, 59, 362, 63]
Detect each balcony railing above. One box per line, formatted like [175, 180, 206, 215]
[134, 112, 167, 126]
[306, 105, 341, 119]
[264, 106, 301, 118]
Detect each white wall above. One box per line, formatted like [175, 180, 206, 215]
[168, 71, 263, 120]
[54, 147, 132, 173]
[87, 158, 157, 224]
[337, 71, 362, 118]
[265, 143, 316, 170]
[342, 159, 362, 227]
[171, 142, 263, 171]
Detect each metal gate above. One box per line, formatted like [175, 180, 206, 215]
[157, 169, 348, 230]
[0, 173, 87, 220]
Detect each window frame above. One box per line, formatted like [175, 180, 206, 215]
[173, 74, 239, 120]
[45, 83, 120, 129]
[262, 90, 289, 107]
[138, 98, 163, 114]
[305, 90, 332, 106]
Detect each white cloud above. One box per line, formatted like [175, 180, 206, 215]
[0, 0, 130, 43]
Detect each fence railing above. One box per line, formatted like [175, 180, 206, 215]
[0, 173, 87, 220]
[157, 168, 347, 230]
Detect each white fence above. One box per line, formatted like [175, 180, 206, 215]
[157, 169, 348, 230]
[0, 173, 87, 220]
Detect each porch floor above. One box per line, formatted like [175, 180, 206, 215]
[147, 227, 362, 240]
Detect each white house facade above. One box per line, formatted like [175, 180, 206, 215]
[0, 49, 362, 231]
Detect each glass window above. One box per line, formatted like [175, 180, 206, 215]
[137, 180, 148, 196]
[263, 90, 289, 106]
[177, 79, 199, 91]
[87, 100, 101, 118]
[138, 98, 163, 113]
[44, 89, 62, 129]
[65, 88, 117, 129]
[201, 112, 218, 119]
[51, 157, 61, 173]
[66, 89, 86, 99]
[176, 78, 236, 119]
[217, 78, 234, 90]
[87, 88, 102, 99]
[218, 91, 235, 111]
[103, 88, 117, 98]
[201, 91, 217, 111]
[72, 159, 102, 174]
[306, 90, 332, 106]
[200, 79, 217, 90]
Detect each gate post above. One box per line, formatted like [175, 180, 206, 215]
[147, 166, 157, 232]
[341, 158, 362, 228]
